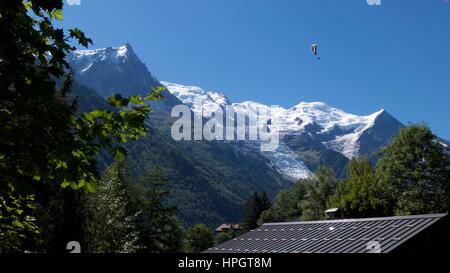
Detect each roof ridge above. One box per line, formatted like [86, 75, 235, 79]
[262, 213, 448, 226]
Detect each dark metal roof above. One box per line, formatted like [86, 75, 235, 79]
[205, 213, 448, 253]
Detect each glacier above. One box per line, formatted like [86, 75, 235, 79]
[162, 81, 387, 180]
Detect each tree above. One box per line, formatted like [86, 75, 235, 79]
[0, 1, 162, 252]
[300, 166, 336, 221]
[215, 231, 236, 245]
[32, 181, 88, 252]
[256, 192, 271, 215]
[376, 124, 450, 215]
[185, 224, 214, 253]
[266, 180, 309, 223]
[242, 193, 258, 230]
[258, 209, 276, 226]
[0, 185, 38, 252]
[242, 192, 271, 230]
[84, 163, 139, 253]
[329, 157, 382, 218]
[130, 166, 184, 253]
[270, 190, 298, 222]
[256, 167, 336, 224]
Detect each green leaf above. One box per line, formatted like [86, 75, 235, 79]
[23, 1, 32, 11]
[69, 28, 93, 48]
[61, 179, 71, 189]
[13, 220, 25, 229]
[53, 9, 63, 21]
[130, 95, 145, 104]
[77, 179, 86, 189]
[108, 94, 130, 107]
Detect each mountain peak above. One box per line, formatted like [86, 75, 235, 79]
[295, 101, 329, 108]
[68, 44, 161, 98]
[124, 42, 134, 50]
[72, 44, 136, 63]
[161, 81, 231, 107]
[110, 44, 131, 57]
[115, 43, 135, 57]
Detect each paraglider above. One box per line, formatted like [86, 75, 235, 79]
[311, 43, 320, 60]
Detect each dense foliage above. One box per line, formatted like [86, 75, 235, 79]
[85, 164, 184, 253]
[329, 157, 382, 218]
[299, 166, 337, 221]
[130, 166, 184, 253]
[376, 124, 450, 215]
[184, 224, 214, 253]
[84, 163, 139, 253]
[0, 1, 160, 252]
[242, 192, 272, 230]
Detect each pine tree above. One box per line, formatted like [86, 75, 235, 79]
[242, 192, 272, 230]
[256, 192, 272, 215]
[242, 193, 259, 230]
[270, 189, 300, 222]
[130, 166, 184, 253]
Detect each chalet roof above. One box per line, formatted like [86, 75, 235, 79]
[215, 224, 241, 232]
[205, 213, 448, 253]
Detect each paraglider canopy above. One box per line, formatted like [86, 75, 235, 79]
[311, 43, 320, 60]
[311, 43, 318, 56]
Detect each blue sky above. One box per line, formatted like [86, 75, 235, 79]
[61, 0, 450, 139]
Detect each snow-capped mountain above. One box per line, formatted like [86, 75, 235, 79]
[162, 81, 403, 180]
[233, 101, 387, 159]
[68, 44, 157, 97]
[68, 44, 403, 182]
[68, 44, 180, 109]
[161, 81, 229, 117]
